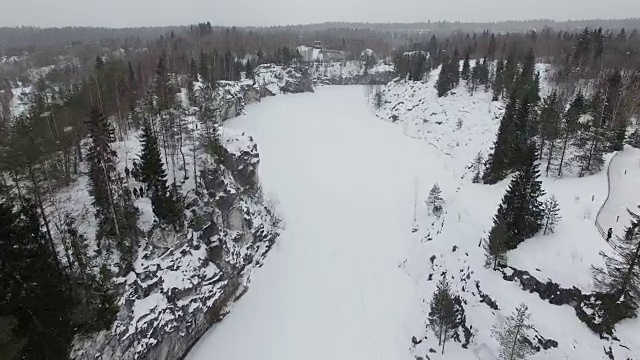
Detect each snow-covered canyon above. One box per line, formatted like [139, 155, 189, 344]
[185, 77, 640, 359]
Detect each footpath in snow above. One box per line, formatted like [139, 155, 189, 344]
[597, 146, 640, 239]
[186, 86, 448, 360]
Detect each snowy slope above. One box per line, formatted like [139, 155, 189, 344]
[376, 66, 640, 360]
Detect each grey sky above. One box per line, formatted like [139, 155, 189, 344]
[0, 0, 638, 28]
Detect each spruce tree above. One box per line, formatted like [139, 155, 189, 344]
[538, 92, 562, 175]
[86, 106, 138, 265]
[427, 183, 444, 217]
[245, 61, 255, 80]
[0, 199, 74, 359]
[557, 93, 586, 177]
[493, 144, 545, 249]
[472, 152, 484, 183]
[483, 93, 518, 184]
[541, 195, 561, 234]
[484, 213, 509, 270]
[139, 119, 168, 195]
[492, 303, 535, 360]
[428, 276, 457, 354]
[435, 57, 451, 97]
[492, 58, 505, 101]
[592, 210, 640, 308]
[461, 50, 471, 81]
[138, 119, 183, 230]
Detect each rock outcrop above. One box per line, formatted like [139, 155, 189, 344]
[71, 130, 278, 360]
[68, 64, 316, 359]
[311, 61, 396, 85]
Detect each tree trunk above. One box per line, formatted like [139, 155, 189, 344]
[557, 134, 569, 177]
[545, 140, 555, 176]
[507, 324, 522, 360]
[27, 163, 59, 270]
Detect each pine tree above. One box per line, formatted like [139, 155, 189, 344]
[427, 183, 444, 217]
[541, 195, 561, 234]
[428, 276, 457, 354]
[484, 213, 509, 270]
[592, 210, 640, 308]
[493, 144, 545, 249]
[492, 303, 535, 360]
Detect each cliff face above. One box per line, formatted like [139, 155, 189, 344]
[310, 61, 396, 85]
[70, 65, 312, 360]
[71, 129, 278, 360]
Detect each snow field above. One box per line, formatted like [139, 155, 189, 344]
[187, 65, 640, 359]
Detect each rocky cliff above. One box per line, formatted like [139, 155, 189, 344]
[70, 65, 312, 360]
[311, 61, 396, 85]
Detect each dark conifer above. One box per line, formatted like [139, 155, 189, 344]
[0, 199, 74, 359]
[593, 210, 640, 311]
[483, 93, 518, 184]
[428, 276, 457, 354]
[461, 50, 471, 81]
[492, 144, 545, 249]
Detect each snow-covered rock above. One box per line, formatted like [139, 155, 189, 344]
[311, 61, 395, 85]
[253, 64, 314, 96]
[70, 128, 278, 360]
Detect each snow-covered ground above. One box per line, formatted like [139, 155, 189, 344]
[187, 86, 436, 359]
[186, 70, 640, 359]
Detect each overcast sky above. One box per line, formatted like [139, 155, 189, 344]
[0, 0, 638, 27]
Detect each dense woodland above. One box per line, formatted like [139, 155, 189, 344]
[1, 20, 640, 359]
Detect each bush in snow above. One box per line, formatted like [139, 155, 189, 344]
[492, 303, 535, 360]
[426, 184, 444, 217]
[428, 276, 457, 354]
[541, 195, 561, 234]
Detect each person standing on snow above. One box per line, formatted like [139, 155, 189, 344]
[607, 227, 613, 242]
